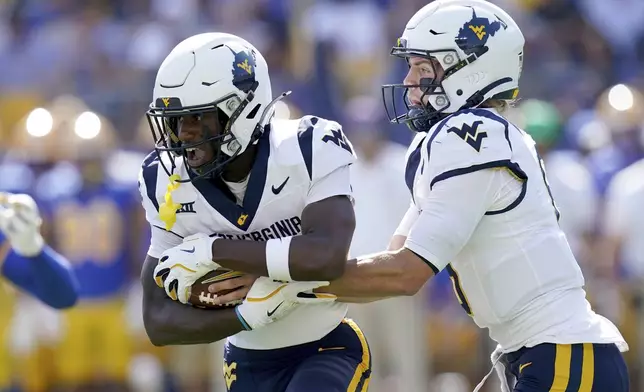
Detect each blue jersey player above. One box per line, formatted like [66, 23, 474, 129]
[35, 132, 144, 388]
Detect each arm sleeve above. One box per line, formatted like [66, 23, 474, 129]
[1, 234, 79, 309]
[404, 168, 511, 273]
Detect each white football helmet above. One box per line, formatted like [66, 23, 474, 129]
[382, 0, 525, 132]
[147, 33, 288, 181]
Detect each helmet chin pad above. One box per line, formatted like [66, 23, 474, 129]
[408, 106, 433, 132]
[406, 105, 450, 133]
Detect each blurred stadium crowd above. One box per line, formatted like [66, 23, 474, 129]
[1, 0, 644, 391]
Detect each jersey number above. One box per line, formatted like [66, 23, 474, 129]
[53, 199, 124, 265]
[446, 264, 472, 316]
[322, 129, 353, 154]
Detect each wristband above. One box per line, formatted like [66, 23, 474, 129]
[265, 237, 293, 281]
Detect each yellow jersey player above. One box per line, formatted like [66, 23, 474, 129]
[139, 33, 371, 392]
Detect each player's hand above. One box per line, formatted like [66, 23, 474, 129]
[153, 233, 221, 303]
[235, 277, 337, 331]
[0, 193, 44, 257]
[205, 274, 259, 306]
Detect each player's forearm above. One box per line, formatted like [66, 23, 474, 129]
[317, 249, 432, 300]
[212, 235, 346, 281]
[332, 235, 410, 304]
[318, 254, 410, 299]
[143, 296, 244, 346]
[141, 255, 243, 346]
[23, 247, 79, 309]
[1, 241, 79, 309]
[210, 239, 268, 277]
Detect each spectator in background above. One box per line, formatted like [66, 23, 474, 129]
[601, 136, 644, 368]
[603, 132, 644, 282]
[586, 84, 644, 195]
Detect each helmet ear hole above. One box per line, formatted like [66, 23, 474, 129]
[246, 104, 262, 120]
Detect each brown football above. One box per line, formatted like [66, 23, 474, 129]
[189, 269, 246, 309]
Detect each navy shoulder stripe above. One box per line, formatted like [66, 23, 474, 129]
[141, 151, 160, 211]
[298, 118, 316, 180]
[405, 142, 423, 198]
[430, 159, 527, 189]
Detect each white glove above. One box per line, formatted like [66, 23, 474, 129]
[0, 193, 44, 257]
[153, 233, 220, 303]
[235, 277, 337, 330]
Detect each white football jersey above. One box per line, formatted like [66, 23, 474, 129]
[402, 108, 626, 353]
[138, 115, 356, 350]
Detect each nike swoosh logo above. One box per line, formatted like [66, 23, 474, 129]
[267, 301, 284, 317]
[271, 177, 290, 195]
[201, 79, 222, 86]
[318, 347, 345, 352]
[519, 362, 532, 373]
[180, 246, 195, 253]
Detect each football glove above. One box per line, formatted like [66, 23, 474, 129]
[0, 193, 44, 257]
[154, 233, 221, 303]
[235, 277, 337, 331]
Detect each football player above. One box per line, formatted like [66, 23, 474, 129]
[139, 33, 371, 392]
[0, 100, 81, 392]
[210, 1, 630, 391]
[36, 110, 145, 391]
[321, 1, 628, 391]
[0, 192, 78, 309]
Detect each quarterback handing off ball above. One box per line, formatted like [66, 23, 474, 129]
[189, 269, 245, 309]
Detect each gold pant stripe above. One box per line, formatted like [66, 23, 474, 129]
[578, 343, 595, 392]
[343, 318, 370, 391]
[549, 344, 571, 391]
[360, 377, 371, 392]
